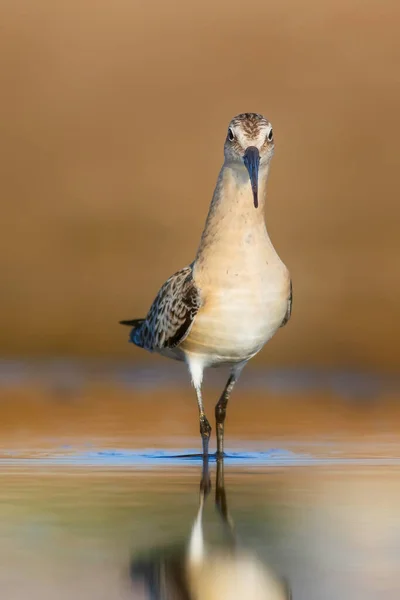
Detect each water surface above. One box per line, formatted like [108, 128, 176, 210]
[0, 364, 399, 598]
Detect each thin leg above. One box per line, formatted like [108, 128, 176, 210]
[198, 389, 212, 458]
[215, 362, 245, 457]
[186, 355, 211, 457]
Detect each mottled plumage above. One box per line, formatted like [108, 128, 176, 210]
[120, 112, 292, 456]
[121, 265, 201, 352]
[229, 112, 269, 135]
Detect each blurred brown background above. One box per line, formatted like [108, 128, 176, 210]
[0, 0, 399, 370]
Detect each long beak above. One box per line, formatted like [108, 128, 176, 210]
[243, 146, 260, 208]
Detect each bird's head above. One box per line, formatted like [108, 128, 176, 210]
[224, 113, 274, 208]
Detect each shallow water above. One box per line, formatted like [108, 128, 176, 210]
[0, 363, 399, 598]
[1, 457, 400, 598]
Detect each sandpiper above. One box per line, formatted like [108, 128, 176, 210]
[120, 113, 292, 457]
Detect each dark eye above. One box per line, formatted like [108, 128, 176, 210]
[228, 128, 235, 141]
[267, 128, 273, 142]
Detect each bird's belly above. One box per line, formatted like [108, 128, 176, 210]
[181, 278, 289, 364]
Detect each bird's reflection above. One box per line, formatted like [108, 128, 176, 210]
[130, 457, 291, 599]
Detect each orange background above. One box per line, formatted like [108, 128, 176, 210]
[1, 0, 399, 369]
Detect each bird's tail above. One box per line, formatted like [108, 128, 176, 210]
[119, 318, 145, 327]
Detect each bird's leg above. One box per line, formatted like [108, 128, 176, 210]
[187, 356, 211, 459]
[197, 389, 212, 459]
[215, 363, 245, 458]
[193, 381, 211, 458]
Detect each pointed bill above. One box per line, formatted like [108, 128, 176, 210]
[243, 146, 260, 208]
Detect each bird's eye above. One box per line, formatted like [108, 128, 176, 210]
[267, 128, 273, 142]
[228, 128, 235, 141]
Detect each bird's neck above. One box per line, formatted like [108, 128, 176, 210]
[195, 161, 271, 262]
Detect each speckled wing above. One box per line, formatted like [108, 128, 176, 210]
[280, 279, 292, 327]
[131, 265, 201, 351]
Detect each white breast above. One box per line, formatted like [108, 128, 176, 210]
[183, 260, 289, 365]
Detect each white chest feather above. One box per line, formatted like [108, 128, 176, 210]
[183, 239, 289, 363]
[192, 270, 288, 361]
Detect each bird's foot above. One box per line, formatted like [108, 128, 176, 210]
[199, 413, 212, 438]
[200, 413, 212, 457]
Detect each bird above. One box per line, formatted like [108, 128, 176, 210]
[120, 112, 292, 457]
[130, 457, 292, 600]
